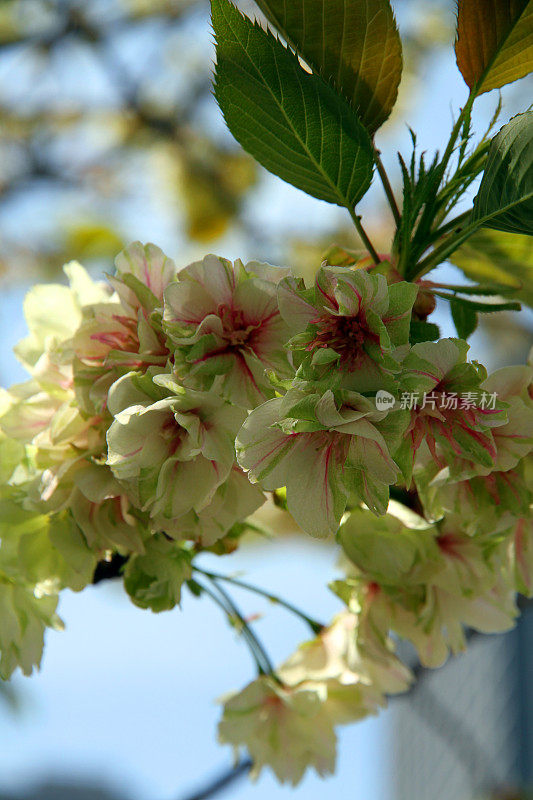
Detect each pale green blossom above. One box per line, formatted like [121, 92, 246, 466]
[396, 338, 508, 484]
[337, 506, 517, 668]
[218, 676, 336, 785]
[278, 610, 412, 724]
[71, 242, 175, 415]
[106, 370, 249, 537]
[237, 387, 407, 535]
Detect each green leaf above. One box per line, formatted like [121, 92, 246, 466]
[472, 111, 533, 235]
[449, 227, 533, 307]
[455, 0, 533, 94]
[253, 0, 403, 134]
[322, 244, 360, 267]
[430, 281, 518, 296]
[186, 578, 204, 598]
[435, 292, 521, 313]
[450, 298, 478, 339]
[409, 321, 440, 344]
[212, 0, 374, 208]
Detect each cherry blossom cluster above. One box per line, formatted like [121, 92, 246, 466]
[0, 242, 532, 784]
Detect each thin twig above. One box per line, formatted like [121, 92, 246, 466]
[196, 579, 274, 677]
[346, 206, 381, 265]
[194, 566, 324, 634]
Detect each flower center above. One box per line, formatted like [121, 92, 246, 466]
[308, 312, 379, 368]
[436, 533, 464, 559]
[161, 415, 184, 456]
[218, 304, 256, 349]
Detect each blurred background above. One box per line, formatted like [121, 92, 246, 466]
[0, 1, 532, 799]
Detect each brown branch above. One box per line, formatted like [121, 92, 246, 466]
[92, 553, 128, 584]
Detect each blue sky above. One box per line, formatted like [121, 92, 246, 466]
[0, 540, 389, 800]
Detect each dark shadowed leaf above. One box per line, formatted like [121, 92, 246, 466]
[429, 281, 518, 296]
[253, 0, 403, 134]
[409, 321, 441, 344]
[212, 0, 374, 208]
[450, 298, 478, 339]
[472, 111, 533, 235]
[455, 0, 533, 94]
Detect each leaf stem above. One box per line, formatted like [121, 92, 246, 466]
[374, 149, 401, 226]
[429, 210, 472, 242]
[194, 566, 324, 635]
[346, 206, 381, 265]
[413, 189, 531, 278]
[201, 575, 281, 681]
[404, 93, 477, 280]
[412, 221, 482, 278]
[437, 92, 477, 187]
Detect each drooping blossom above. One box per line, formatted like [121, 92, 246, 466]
[0, 262, 145, 556]
[0, 482, 96, 679]
[218, 676, 336, 785]
[0, 265, 110, 513]
[156, 465, 264, 546]
[237, 387, 407, 535]
[337, 506, 517, 668]
[278, 610, 412, 725]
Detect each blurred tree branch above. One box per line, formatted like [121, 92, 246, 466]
[0, 0, 258, 280]
[0, 0, 457, 284]
[176, 759, 253, 800]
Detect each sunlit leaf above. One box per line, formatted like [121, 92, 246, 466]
[212, 0, 374, 208]
[455, 0, 533, 94]
[472, 111, 533, 236]
[435, 293, 521, 313]
[253, 0, 403, 133]
[448, 227, 533, 307]
[322, 244, 360, 267]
